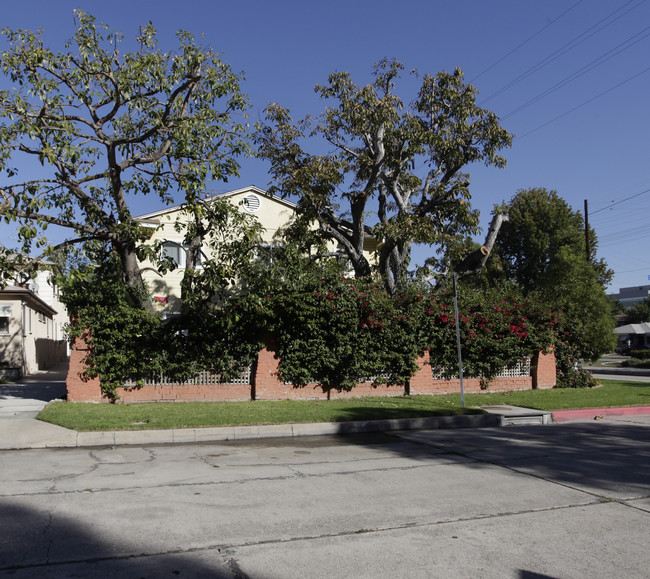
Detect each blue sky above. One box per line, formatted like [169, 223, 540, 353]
[2, 0, 649, 292]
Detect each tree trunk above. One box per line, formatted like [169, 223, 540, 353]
[117, 243, 154, 311]
[351, 255, 372, 278]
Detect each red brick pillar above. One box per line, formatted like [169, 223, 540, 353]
[66, 332, 103, 402]
[252, 334, 285, 400]
[408, 350, 433, 395]
[532, 349, 556, 389]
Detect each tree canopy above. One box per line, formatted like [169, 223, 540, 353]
[0, 10, 249, 304]
[494, 188, 616, 366]
[624, 297, 650, 324]
[256, 59, 512, 295]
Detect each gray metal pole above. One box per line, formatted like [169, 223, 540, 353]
[452, 273, 465, 408]
[584, 199, 591, 263]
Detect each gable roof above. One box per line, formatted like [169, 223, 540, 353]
[135, 185, 297, 222]
[614, 322, 650, 335]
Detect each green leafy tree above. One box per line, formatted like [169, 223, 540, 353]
[0, 10, 249, 305]
[624, 297, 650, 324]
[256, 59, 512, 295]
[494, 188, 616, 376]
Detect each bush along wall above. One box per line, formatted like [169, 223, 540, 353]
[247, 270, 558, 394]
[62, 257, 568, 401]
[59, 260, 261, 401]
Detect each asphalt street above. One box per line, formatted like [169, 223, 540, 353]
[1, 415, 649, 578]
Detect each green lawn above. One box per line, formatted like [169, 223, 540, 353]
[465, 379, 650, 410]
[36, 379, 650, 432]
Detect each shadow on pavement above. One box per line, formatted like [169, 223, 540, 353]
[0, 360, 68, 402]
[0, 503, 237, 578]
[327, 418, 650, 497]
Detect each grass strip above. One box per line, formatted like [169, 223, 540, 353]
[36, 379, 650, 432]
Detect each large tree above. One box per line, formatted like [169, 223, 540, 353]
[495, 188, 616, 363]
[256, 59, 512, 295]
[0, 10, 249, 305]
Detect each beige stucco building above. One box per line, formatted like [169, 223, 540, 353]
[0, 272, 68, 378]
[136, 185, 379, 316]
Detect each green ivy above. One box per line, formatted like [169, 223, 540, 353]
[59, 250, 581, 400]
[59, 257, 261, 400]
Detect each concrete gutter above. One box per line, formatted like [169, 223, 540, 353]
[582, 365, 650, 377]
[0, 412, 503, 450]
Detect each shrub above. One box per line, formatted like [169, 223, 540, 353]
[554, 340, 599, 388]
[59, 259, 260, 400]
[621, 358, 650, 369]
[424, 286, 556, 385]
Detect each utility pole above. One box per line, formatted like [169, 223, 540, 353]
[452, 273, 465, 408]
[584, 199, 590, 262]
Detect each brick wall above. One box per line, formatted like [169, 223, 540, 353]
[66, 333, 556, 403]
[66, 333, 103, 403]
[532, 349, 556, 389]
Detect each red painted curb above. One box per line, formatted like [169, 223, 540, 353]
[551, 406, 650, 422]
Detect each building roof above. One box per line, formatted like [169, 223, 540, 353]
[0, 286, 58, 317]
[614, 322, 650, 335]
[135, 185, 297, 222]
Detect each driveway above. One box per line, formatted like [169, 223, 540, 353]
[0, 361, 68, 418]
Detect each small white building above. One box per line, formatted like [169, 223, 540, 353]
[0, 275, 68, 378]
[614, 322, 650, 354]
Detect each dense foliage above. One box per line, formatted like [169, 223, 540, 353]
[623, 298, 650, 324]
[256, 59, 512, 295]
[240, 249, 555, 393]
[0, 10, 249, 302]
[59, 257, 261, 400]
[494, 188, 616, 387]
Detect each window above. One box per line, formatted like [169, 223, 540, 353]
[0, 317, 8, 336]
[161, 241, 185, 268]
[255, 243, 279, 267]
[161, 241, 203, 269]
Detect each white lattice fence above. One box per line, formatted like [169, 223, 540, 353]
[432, 358, 531, 380]
[124, 366, 252, 387]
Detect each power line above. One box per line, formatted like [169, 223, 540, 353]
[502, 25, 650, 120]
[598, 224, 650, 245]
[480, 0, 647, 105]
[516, 65, 650, 138]
[591, 187, 650, 215]
[470, 0, 585, 84]
[613, 266, 650, 274]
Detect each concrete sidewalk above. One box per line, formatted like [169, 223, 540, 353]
[0, 408, 520, 451]
[2, 361, 650, 451]
[0, 362, 555, 450]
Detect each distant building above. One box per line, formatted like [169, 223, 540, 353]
[614, 322, 650, 353]
[0, 268, 69, 378]
[608, 285, 650, 308]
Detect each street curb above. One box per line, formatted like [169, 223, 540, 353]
[5, 405, 649, 451]
[6, 413, 501, 450]
[583, 366, 650, 377]
[551, 405, 650, 423]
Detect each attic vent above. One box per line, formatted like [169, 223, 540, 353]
[242, 193, 261, 213]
